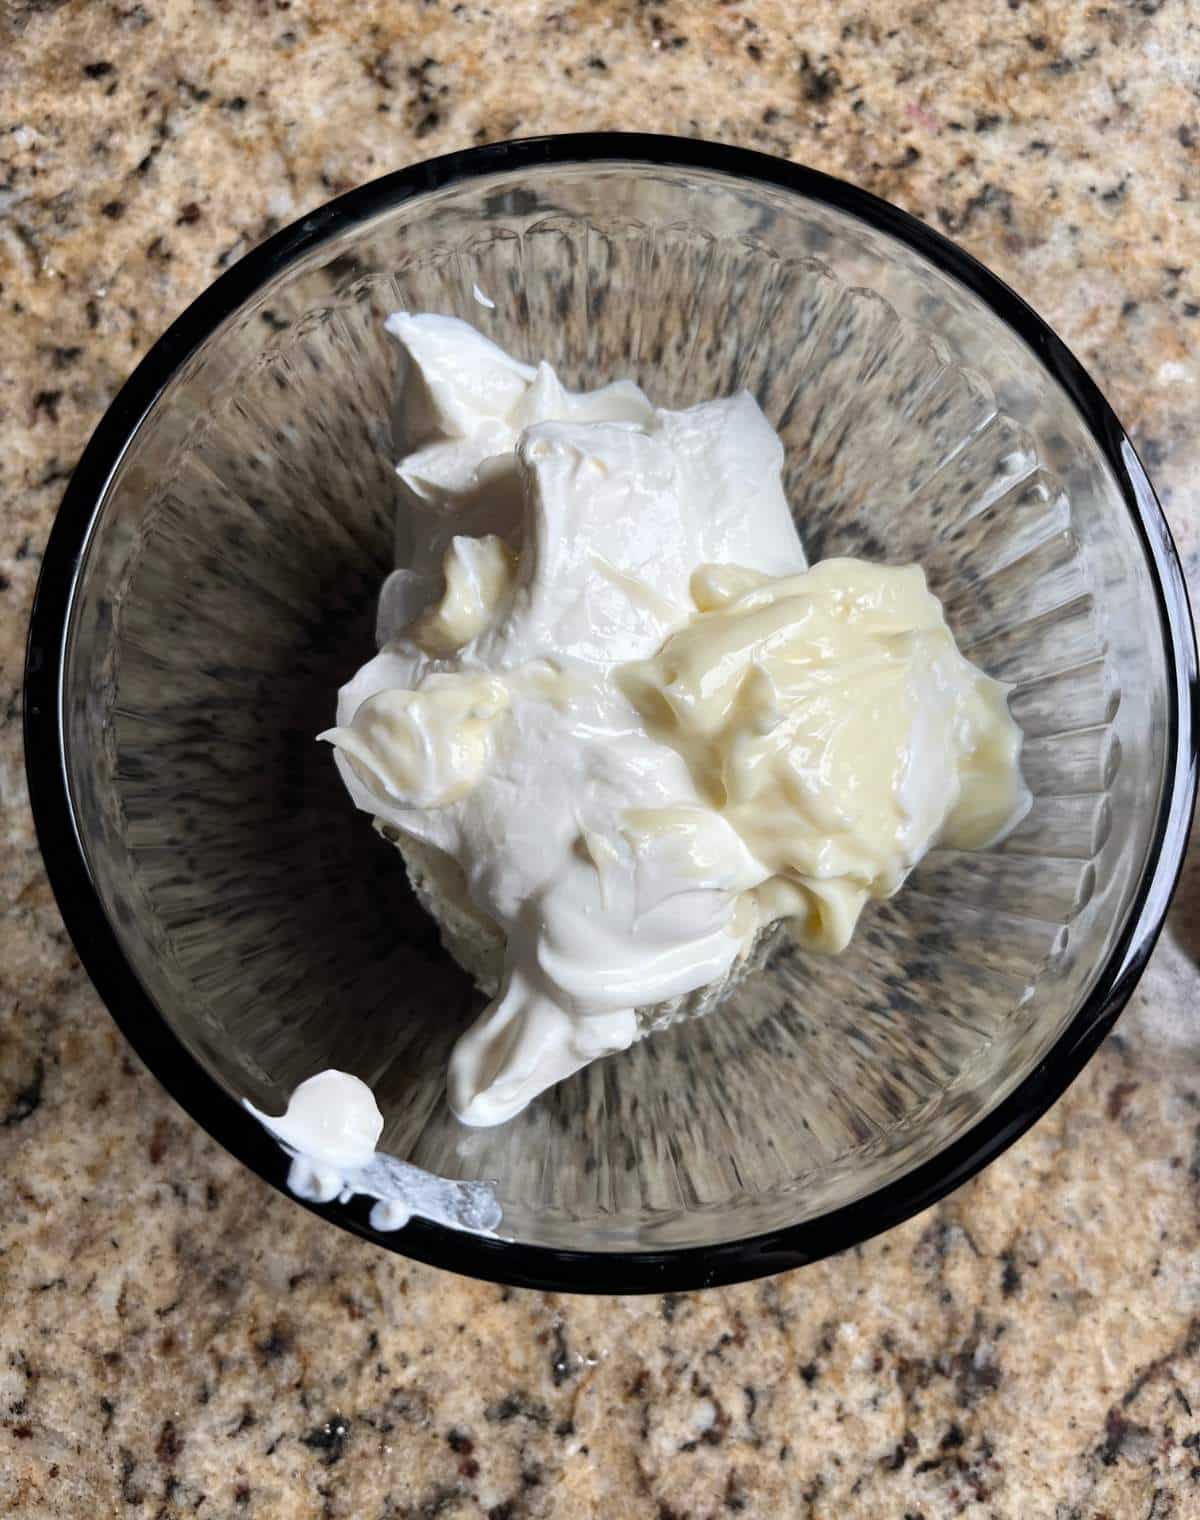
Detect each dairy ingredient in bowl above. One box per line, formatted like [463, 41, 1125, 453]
[313, 313, 1030, 1128]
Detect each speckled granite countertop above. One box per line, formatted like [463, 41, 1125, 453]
[2, 2, 1199, 1516]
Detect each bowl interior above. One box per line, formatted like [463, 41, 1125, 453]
[61, 157, 1171, 1254]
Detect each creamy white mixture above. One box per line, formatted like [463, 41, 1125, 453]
[246, 1070, 501, 1234]
[318, 314, 1030, 1128]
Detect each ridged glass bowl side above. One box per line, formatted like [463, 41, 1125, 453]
[41, 151, 1185, 1273]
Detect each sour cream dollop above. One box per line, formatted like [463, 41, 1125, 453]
[320, 314, 1029, 1126]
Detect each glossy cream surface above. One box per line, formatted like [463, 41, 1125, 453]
[320, 315, 1029, 1126]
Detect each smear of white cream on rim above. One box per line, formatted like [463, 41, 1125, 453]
[246, 1070, 501, 1235]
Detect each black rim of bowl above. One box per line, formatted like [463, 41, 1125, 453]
[23, 133, 1199, 1294]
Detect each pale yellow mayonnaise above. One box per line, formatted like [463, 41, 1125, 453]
[620, 557, 1028, 955]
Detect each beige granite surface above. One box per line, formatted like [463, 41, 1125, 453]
[3, 1, 1200, 1515]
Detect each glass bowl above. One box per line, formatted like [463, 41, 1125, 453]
[24, 134, 1196, 1292]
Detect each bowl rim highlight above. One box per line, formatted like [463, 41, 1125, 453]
[23, 133, 1198, 1293]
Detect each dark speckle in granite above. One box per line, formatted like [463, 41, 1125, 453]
[1, 1058, 43, 1127]
[300, 1414, 351, 1466]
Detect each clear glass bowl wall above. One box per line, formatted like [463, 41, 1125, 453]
[67, 162, 1166, 1252]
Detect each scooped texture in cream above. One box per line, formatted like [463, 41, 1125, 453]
[321, 314, 1031, 1126]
